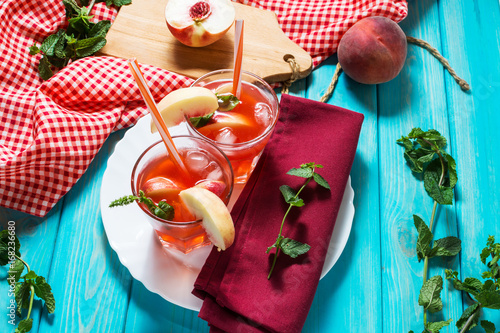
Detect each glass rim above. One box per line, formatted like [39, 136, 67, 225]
[186, 69, 280, 148]
[130, 135, 234, 226]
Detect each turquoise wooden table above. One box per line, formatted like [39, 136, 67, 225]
[1, 0, 500, 332]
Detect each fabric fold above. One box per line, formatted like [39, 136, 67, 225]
[193, 94, 364, 332]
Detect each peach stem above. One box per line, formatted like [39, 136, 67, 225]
[127, 59, 190, 178]
[232, 20, 244, 98]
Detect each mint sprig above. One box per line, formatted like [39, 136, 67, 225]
[398, 128, 460, 332]
[445, 236, 500, 332]
[29, 0, 129, 80]
[110, 190, 175, 220]
[0, 230, 55, 333]
[266, 162, 330, 279]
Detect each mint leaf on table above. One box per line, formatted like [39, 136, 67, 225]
[456, 303, 480, 331]
[15, 318, 33, 333]
[429, 236, 461, 258]
[414, 215, 433, 261]
[425, 319, 452, 333]
[15, 281, 31, 315]
[481, 320, 496, 333]
[418, 275, 444, 313]
[0, 230, 21, 265]
[423, 158, 454, 205]
[33, 276, 56, 313]
[267, 162, 330, 279]
[190, 112, 214, 128]
[476, 291, 500, 309]
[1, 232, 56, 332]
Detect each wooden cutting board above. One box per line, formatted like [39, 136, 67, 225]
[99, 0, 312, 84]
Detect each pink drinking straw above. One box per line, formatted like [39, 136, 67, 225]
[127, 58, 189, 177]
[232, 20, 244, 98]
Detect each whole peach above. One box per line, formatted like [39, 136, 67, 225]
[337, 16, 407, 84]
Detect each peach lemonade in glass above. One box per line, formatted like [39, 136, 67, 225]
[131, 136, 233, 254]
[186, 70, 279, 184]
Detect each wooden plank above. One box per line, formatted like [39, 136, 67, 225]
[301, 56, 381, 332]
[99, 0, 312, 84]
[124, 282, 209, 332]
[377, 0, 463, 331]
[0, 203, 63, 333]
[439, 0, 500, 328]
[37, 131, 133, 332]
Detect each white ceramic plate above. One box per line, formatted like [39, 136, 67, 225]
[100, 115, 355, 311]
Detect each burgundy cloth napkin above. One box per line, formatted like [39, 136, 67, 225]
[192, 94, 364, 332]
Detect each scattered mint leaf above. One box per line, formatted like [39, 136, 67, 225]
[425, 319, 452, 333]
[423, 159, 453, 205]
[98, 0, 133, 7]
[12, 259, 25, 282]
[429, 236, 461, 258]
[418, 275, 443, 313]
[38, 56, 54, 81]
[1, 232, 54, 332]
[33, 276, 56, 314]
[15, 281, 30, 315]
[14, 318, 33, 333]
[480, 320, 496, 333]
[88, 20, 111, 38]
[279, 238, 310, 258]
[31, 0, 129, 80]
[279, 185, 304, 207]
[456, 303, 480, 331]
[287, 167, 313, 178]
[189, 112, 214, 128]
[452, 277, 483, 297]
[75, 36, 107, 58]
[0, 230, 21, 265]
[312, 172, 330, 189]
[29, 44, 40, 55]
[40, 31, 64, 57]
[216, 93, 240, 111]
[475, 290, 500, 309]
[24, 270, 38, 280]
[414, 215, 433, 262]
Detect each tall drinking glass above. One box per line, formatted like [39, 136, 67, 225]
[186, 70, 279, 184]
[131, 136, 234, 254]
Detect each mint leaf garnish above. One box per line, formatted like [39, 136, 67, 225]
[267, 162, 330, 279]
[110, 190, 175, 221]
[189, 112, 214, 128]
[216, 92, 240, 112]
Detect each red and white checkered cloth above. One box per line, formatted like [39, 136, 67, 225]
[0, 0, 407, 217]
